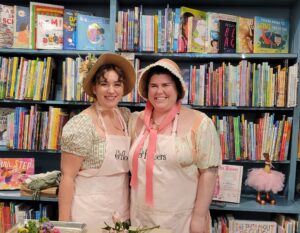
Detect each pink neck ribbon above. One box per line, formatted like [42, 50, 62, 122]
[130, 100, 181, 207]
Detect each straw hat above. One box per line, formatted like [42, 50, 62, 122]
[138, 58, 186, 100]
[83, 53, 136, 98]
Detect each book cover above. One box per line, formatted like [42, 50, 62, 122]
[0, 4, 14, 48]
[254, 16, 289, 53]
[29, 2, 64, 49]
[213, 164, 243, 203]
[0, 108, 14, 146]
[218, 20, 236, 53]
[206, 12, 237, 53]
[0, 158, 34, 190]
[233, 220, 277, 233]
[13, 6, 30, 48]
[187, 16, 207, 53]
[36, 14, 63, 49]
[76, 14, 110, 50]
[178, 6, 206, 53]
[63, 9, 91, 50]
[236, 16, 254, 53]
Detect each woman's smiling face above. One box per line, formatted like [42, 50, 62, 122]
[148, 73, 178, 113]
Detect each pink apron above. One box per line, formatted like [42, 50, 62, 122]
[71, 108, 130, 233]
[129, 114, 202, 233]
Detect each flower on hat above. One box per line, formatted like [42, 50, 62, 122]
[79, 53, 98, 77]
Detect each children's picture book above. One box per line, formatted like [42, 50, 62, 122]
[0, 108, 14, 146]
[187, 16, 207, 53]
[178, 6, 206, 53]
[0, 158, 34, 190]
[213, 164, 243, 203]
[233, 220, 277, 233]
[76, 14, 110, 50]
[36, 14, 63, 49]
[13, 6, 30, 48]
[63, 9, 91, 50]
[254, 16, 289, 53]
[218, 20, 236, 53]
[0, 4, 14, 48]
[206, 12, 237, 53]
[29, 2, 64, 49]
[236, 16, 254, 53]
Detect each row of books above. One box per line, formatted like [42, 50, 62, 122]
[212, 214, 297, 233]
[0, 3, 110, 50]
[4, 106, 70, 151]
[124, 57, 298, 107]
[62, 57, 93, 102]
[187, 61, 298, 108]
[0, 54, 298, 107]
[0, 106, 293, 162]
[0, 201, 54, 233]
[212, 114, 293, 161]
[116, 5, 289, 54]
[0, 56, 55, 100]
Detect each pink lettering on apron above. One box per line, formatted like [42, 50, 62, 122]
[71, 108, 130, 233]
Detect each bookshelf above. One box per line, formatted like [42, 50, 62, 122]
[0, 0, 299, 231]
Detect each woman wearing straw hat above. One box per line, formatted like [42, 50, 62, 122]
[58, 53, 135, 232]
[129, 58, 222, 233]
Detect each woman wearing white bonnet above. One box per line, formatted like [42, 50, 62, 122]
[128, 58, 222, 233]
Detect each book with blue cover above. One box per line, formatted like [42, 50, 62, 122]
[254, 16, 289, 53]
[76, 14, 110, 50]
[63, 9, 91, 50]
[13, 6, 30, 48]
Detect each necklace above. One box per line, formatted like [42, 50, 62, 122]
[151, 119, 160, 130]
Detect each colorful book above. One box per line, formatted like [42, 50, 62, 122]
[218, 20, 236, 53]
[36, 14, 63, 49]
[63, 9, 91, 50]
[0, 108, 14, 146]
[206, 12, 237, 53]
[0, 4, 14, 48]
[253, 16, 289, 53]
[29, 2, 64, 49]
[236, 16, 254, 53]
[187, 15, 207, 53]
[213, 164, 243, 203]
[13, 6, 30, 48]
[0, 158, 34, 190]
[178, 6, 207, 53]
[76, 14, 110, 50]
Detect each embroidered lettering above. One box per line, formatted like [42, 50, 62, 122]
[115, 150, 128, 160]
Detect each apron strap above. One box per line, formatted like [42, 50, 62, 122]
[95, 104, 128, 137]
[191, 114, 203, 164]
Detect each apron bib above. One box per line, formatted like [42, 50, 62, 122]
[129, 114, 203, 233]
[72, 108, 130, 233]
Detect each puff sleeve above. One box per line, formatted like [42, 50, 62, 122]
[196, 115, 222, 169]
[60, 114, 93, 158]
[128, 111, 140, 140]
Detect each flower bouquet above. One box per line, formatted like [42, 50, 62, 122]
[16, 217, 61, 233]
[7, 218, 87, 233]
[102, 212, 160, 233]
